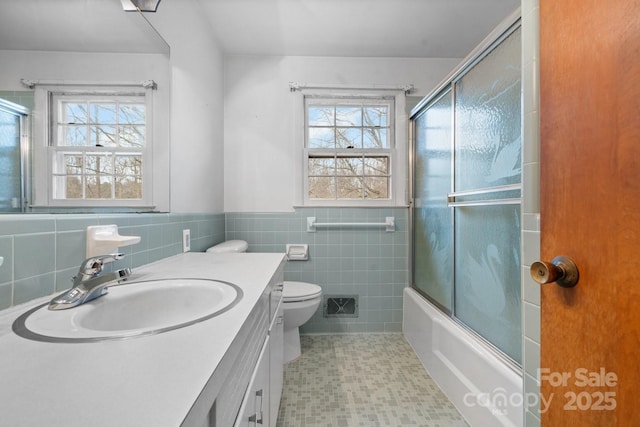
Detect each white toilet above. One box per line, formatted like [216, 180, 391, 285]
[205, 240, 322, 363]
[282, 281, 322, 363]
[205, 240, 248, 253]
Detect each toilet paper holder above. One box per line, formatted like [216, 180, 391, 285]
[286, 244, 308, 261]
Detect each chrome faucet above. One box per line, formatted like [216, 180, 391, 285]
[48, 254, 131, 310]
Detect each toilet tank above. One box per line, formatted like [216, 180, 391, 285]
[206, 240, 248, 253]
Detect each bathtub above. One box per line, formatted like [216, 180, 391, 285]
[403, 287, 523, 427]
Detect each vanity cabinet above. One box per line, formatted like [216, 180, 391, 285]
[234, 336, 271, 427]
[234, 281, 284, 427]
[268, 297, 284, 427]
[210, 275, 284, 427]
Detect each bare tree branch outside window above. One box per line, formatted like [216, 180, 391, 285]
[306, 98, 392, 201]
[53, 96, 145, 200]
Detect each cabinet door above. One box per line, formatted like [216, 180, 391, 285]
[269, 300, 284, 427]
[234, 337, 270, 427]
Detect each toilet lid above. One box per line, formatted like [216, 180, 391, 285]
[283, 281, 322, 302]
[206, 240, 248, 253]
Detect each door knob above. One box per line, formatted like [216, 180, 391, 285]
[530, 256, 579, 288]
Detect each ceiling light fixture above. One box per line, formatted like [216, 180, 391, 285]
[120, 0, 161, 12]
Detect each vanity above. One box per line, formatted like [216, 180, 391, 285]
[0, 252, 286, 427]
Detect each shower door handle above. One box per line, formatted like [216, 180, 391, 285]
[530, 256, 580, 288]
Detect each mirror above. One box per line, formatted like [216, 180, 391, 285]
[0, 0, 169, 213]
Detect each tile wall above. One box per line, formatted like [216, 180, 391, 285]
[521, 0, 542, 426]
[225, 207, 408, 333]
[0, 213, 225, 310]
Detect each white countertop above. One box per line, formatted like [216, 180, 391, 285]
[0, 252, 286, 427]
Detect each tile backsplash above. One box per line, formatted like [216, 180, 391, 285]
[0, 208, 409, 335]
[226, 207, 409, 334]
[0, 213, 225, 310]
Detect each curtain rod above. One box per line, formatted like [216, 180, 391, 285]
[20, 79, 157, 90]
[289, 82, 414, 95]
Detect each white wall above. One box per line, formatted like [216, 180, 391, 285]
[0, 49, 171, 212]
[223, 55, 461, 212]
[148, 0, 226, 213]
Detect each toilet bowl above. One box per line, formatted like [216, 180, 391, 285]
[282, 281, 322, 363]
[205, 241, 322, 363]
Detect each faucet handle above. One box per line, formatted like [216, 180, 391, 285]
[79, 253, 125, 276]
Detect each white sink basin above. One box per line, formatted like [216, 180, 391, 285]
[12, 278, 242, 343]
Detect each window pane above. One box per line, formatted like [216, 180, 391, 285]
[90, 103, 117, 124]
[65, 155, 83, 175]
[308, 127, 334, 148]
[86, 175, 113, 199]
[62, 125, 87, 146]
[336, 177, 363, 198]
[363, 106, 388, 127]
[60, 175, 83, 199]
[335, 107, 362, 126]
[115, 155, 142, 176]
[364, 177, 389, 199]
[85, 155, 113, 175]
[308, 106, 334, 126]
[363, 128, 387, 149]
[364, 157, 388, 175]
[63, 102, 88, 124]
[308, 156, 335, 175]
[119, 104, 145, 124]
[336, 156, 363, 176]
[336, 128, 361, 148]
[116, 176, 142, 199]
[308, 176, 335, 199]
[118, 125, 145, 148]
[93, 125, 117, 147]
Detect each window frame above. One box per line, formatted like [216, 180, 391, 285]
[33, 85, 155, 209]
[301, 94, 403, 207]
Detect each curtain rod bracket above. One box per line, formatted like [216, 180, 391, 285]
[20, 79, 36, 89]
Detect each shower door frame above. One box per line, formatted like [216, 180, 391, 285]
[0, 98, 31, 213]
[409, 11, 523, 370]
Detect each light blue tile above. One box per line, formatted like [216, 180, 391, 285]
[522, 230, 540, 267]
[524, 373, 540, 414]
[0, 216, 55, 236]
[14, 233, 55, 280]
[55, 215, 100, 232]
[523, 266, 540, 305]
[55, 231, 86, 270]
[525, 410, 541, 427]
[524, 337, 540, 378]
[0, 282, 12, 310]
[14, 273, 56, 305]
[0, 237, 13, 284]
[524, 302, 540, 342]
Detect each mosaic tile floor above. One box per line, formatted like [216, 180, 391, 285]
[276, 334, 468, 427]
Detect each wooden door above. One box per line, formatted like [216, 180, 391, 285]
[539, 0, 640, 425]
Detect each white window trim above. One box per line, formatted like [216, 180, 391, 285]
[293, 89, 408, 207]
[33, 84, 155, 209]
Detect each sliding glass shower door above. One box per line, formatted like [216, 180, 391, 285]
[411, 24, 522, 364]
[0, 99, 29, 213]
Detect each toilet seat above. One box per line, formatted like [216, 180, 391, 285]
[283, 281, 322, 303]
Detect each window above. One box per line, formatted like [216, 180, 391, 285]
[304, 96, 394, 203]
[34, 86, 154, 208]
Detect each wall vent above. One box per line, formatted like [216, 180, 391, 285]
[323, 295, 358, 318]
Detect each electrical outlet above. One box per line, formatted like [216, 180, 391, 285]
[182, 229, 191, 252]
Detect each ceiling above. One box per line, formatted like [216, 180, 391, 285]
[0, 0, 520, 58]
[199, 0, 520, 58]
